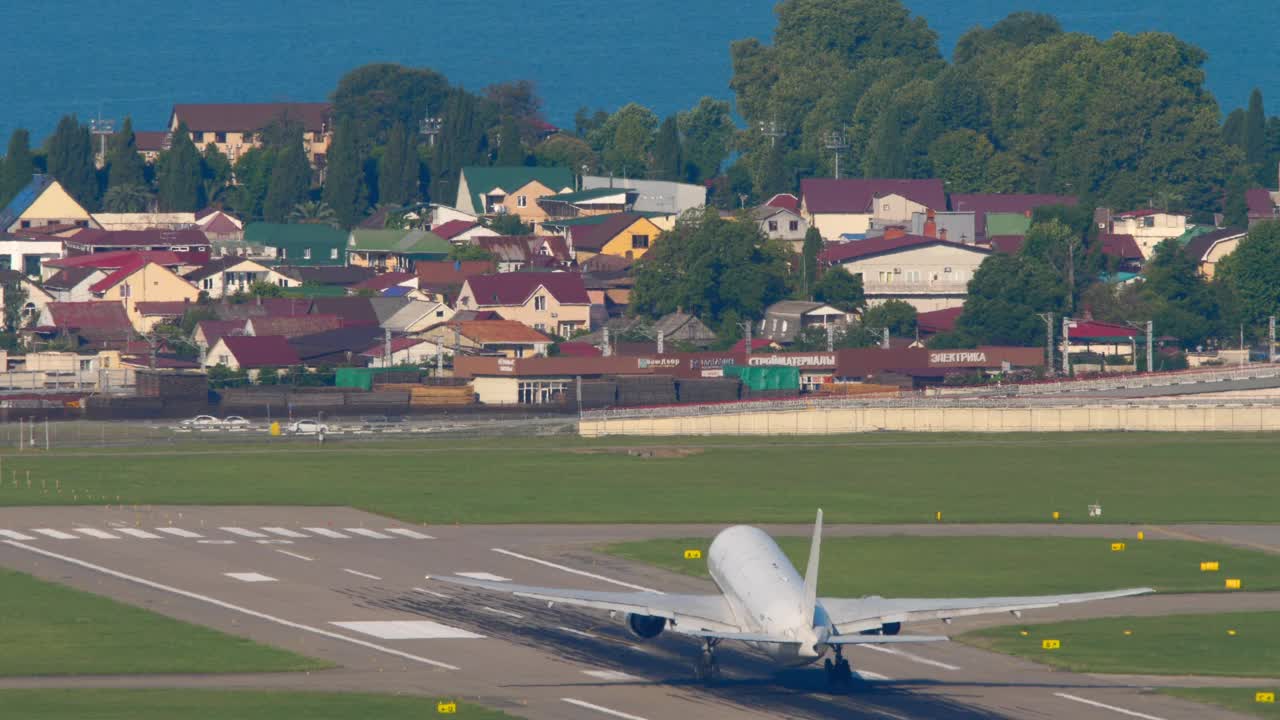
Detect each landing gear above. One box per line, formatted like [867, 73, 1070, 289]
[824, 648, 852, 688]
[693, 638, 721, 683]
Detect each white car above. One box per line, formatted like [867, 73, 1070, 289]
[181, 415, 221, 428]
[222, 415, 251, 427]
[288, 419, 329, 435]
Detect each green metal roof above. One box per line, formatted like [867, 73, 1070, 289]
[244, 223, 347, 247]
[460, 165, 575, 214]
[349, 228, 450, 255]
[984, 212, 1032, 237]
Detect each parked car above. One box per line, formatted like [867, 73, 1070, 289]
[287, 419, 329, 435]
[180, 415, 221, 428]
[222, 415, 251, 427]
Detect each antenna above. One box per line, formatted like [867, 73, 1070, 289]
[89, 110, 115, 169]
[823, 129, 848, 179]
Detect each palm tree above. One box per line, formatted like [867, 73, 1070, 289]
[102, 184, 154, 213]
[288, 200, 338, 226]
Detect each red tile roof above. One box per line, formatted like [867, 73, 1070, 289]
[732, 338, 773, 352]
[88, 258, 149, 294]
[916, 306, 963, 335]
[1246, 188, 1279, 218]
[820, 235, 990, 264]
[246, 314, 343, 338]
[1099, 234, 1143, 261]
[462, 272, 590, 306]
[219, 335, 302, 368]
[765, 193, 801, 213]
[45, 250, 189, 270]
[307, 297, 380, 326]
[66, 228, 209, 248]
[196, 319, 247, 346]
[415, 260, 496, 288]
[800, 178, 946, 215]
[432, 219, 480, 240]
[45, 301, 133, 331]
[172, 103, 331, 134]
[133, 131, 169, 152]
[556, 341, 603, 357]
[1068, 320, 1138, 339]
[568, 214, 652, 252]
[454, 320, 551, 344]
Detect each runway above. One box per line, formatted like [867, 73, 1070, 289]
[0, 506, 1268, 719]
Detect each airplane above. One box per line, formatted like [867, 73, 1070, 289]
[430, 510, 1152, 686]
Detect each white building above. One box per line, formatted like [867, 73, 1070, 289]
[821, 233, 991, 312]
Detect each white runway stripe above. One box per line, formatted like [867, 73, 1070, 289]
[492, 548, 663, 594]
[1053, 693, 1168, 720]
[482, 606, 523, 619]
[413, 587, 451, 599]
[558, 626, 597, 639]
[457, 572, 510, 582]
[859, 644, 960, 671]
[225, 572, 276, 583]
[32, 529, 77, 539]
[155, 527, 202, 538]
[561, 698, 649, 720]
[74, 528, 120, 540]
[276, 550, 313, 561]
[582, 669, 640, 682]
[303, 527, 349, 538]
[344, 528, 392, 539]
[261, 527, 308, 538]
[331, 620, 483, 640]
[220, 527, 267, 538]
[0, 530, 36, 540]
[857, 670, 892, 681]
[116, 528, 162, 539]
[385, 528, 433, 539]
[342, 568, 382, 580]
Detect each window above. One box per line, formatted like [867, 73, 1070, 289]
[202, 277, 214, 290]
[631, 234, 650, 249]
[768, 220, 778, 232]
[241, 132, 255, 144]
[882, 203, 890, 212]
[120, 282, 131, 298]
[789, 220, 799, 232]
[20, 220, 30, 229]
[79, 359, 92, 371]
[781, 320, 788, 333]
[534, 323, 545, 331]
[534, 295, 546, 311]
[0, 257, 10, 271]
[518, 380, 568, 405]
[330, 248, 338, 260]
[303, 248, 312, 260]
[214, 132, 226, 143]
[517, 195, 527, 208]
[218, 354, 229, 365]
[1143, 216, 1155, 228]
[436, 310, 445, 317]
[905, 270, 921, 283]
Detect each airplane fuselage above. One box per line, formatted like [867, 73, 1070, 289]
[707, 524, 830, 666]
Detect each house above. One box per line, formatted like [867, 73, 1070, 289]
[87, 260, 201, 332]
[184, 257, 293, 298]
[751, 205, 808, 250]
[1100, 209, 1188, 258]
[473, 235, 571, 272]
[0, 269, 53, 326]
[1183, 227, 1248, 278]
[0, 233, 64, 277]
[580, 176, 707, 215]
[308, 296, 381, 326]
[204, 335, 301, 374]
[651, 312, 717, 347]
[273, 265, 374, 290]
[63, 228, 211, 257]
[193, 319, 246, 350]
[133, 131, 169, 163]
[242, 223, 347, 265]
[420, 320, 552, 358]
[414, 260, 495, 303]
[40, 249, 202, 282]
[455, 166, 575, 222]
[425, 203, 481, 229]
[34, 301, 135, 349]
[566, 213, 663, 260]
[538, 187, 638, 219]
[800, 178, 946, 239]
[43, 267, 106, 302]
[948, 193, 1077, 241]
[820, 232, 991, 312]
[759, 301, 850, 344]
[360, 337, 443, 368]
[0, 175, 98, 234]
[456, 272, 592, 337]
[245, 314, 343, 338]
[764, 193, 801, 213]
[908, 210, 976, 245]
[1246, 188, 1280, 227]
[288, 326, 386, 366]
[1099, 234, 1144, 273]
[432, 219, 499, 243]
[89, 213, 197, 231]
[170, 103, 331, 167]
[347, 229, 450, 271]
[349, 271, 417, 295]
[380, 299, 453, 333]
[195, 208, 244, 242]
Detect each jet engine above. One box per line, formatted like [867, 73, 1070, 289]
[859, 622, 902, 636]
[625, 613, 667, 639]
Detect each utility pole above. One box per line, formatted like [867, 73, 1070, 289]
[1039, 312, 1054, 373]
[881, 327, 889, 350]
[383, 328, 392, 368]
[743, 321, 754, 357]
[1146, 320, 1154, 374]
[656, 330, 665, 355]
[823, 129, 848, 179]
[602, 326, 612, 357]
[826, 323, 835, 353]
[1062, 316, 1072, 377]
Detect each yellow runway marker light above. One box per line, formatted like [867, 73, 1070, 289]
[1200, 561, 1219, 572]
[1111, 542, 1126, 552]
[1137, 531, 1144, 540]
[935, 511, 942, 522]
[683, 549, 702, 560]
[437, 701, 458, 714]
[1123, 630, 1132, 636]
[1041, 639, 1060, 650]
[1052, 511, 1060, 521]
[1227, 629, 1237, 636]
[1225, 578, 1242, 590]
[1019, 630, 1029, 636]
[1257, 692, 1275, 704]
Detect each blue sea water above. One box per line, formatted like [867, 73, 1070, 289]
[1, 1, 1276, 145]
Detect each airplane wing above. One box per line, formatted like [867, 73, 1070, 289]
[820, 587, 1153, 634]
[428, 575, 742, 632]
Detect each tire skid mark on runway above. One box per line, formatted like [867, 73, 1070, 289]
[2, 540, 459, 671]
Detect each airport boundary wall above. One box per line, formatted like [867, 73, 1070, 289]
[579, 404, 1280, 437]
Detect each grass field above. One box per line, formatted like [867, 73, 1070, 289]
[0, 569, 328, 676]
[1163, 688, 1280, 718]
[0, 433, 1278, 524]
[0, 690, 513, 719]
[604, 536, 1278, 596]
[961, 612, 1280, 676]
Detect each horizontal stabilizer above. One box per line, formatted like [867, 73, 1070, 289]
[826, 634, 949, 645]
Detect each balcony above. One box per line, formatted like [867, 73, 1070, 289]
[863, 280, 969, 295]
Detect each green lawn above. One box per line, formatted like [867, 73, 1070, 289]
[962, 612, 1280, 676]
[604, 536, 1277, 596]
[0, 569, 328, 676]
[2, 433, 1280, 523]
[1163, 688, 1280, 718]
[0, 690, 513, 719]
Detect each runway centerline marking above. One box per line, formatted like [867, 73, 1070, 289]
[856, 670, 892, 681]
[262, 527, 308, 538]
[482, 606, 524, 619]
[276, 550, 313, 562]
[331, 620, 483, 640]
[0, 530, 36, 541]
[412, 587, 451, 599]
[303, 527, 349, 539]
[221, 527, 267, 538]
[582, 669, 640, 682]
[116, 528, 162, 539]
[2, 540, 459, 670]
[225, 572, 276, 583]
[32, 529, 77, 540]
[155, 528, 202, 538]
[492, 548, 664, 594]
[385, 528, 434, 539]
[344, 528, 392, 539]
[1053, 692, 1168, 720]
[343, 568, 382, 580]
[561, 698, 649, 720]
[859, 644, 960, 671]
[74, 528, 120, 540]
[457, 572, 510, 582]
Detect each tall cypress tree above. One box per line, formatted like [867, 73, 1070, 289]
[0, 129, 34, 207]
[652, 116, 682, 181]
[106, 116, 146, 191]
[46, 115, 99, 209]
[495, 115, 524, 166]
[1244, 89, 1267, 166]
[156, 121, 203, 211]
[264, 124, 311, 222]
[755, 144, 788, 198]
[323, 118, 367, 228]
[429, 89, 486, 204]
[379, 122, 419, 206]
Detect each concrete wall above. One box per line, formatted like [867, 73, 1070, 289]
[580, 404, 1280, 437]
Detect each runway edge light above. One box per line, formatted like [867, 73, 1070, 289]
[437, 700, 458, 714]
[1257, 692, 1275, 704]
[1111, 542, 1126, 552]
[1226, 578, 1242, 590]
[683, 549, 702, 560]
[1041, 639, 1060, 650]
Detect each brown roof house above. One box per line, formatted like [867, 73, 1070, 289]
[800, 178, 945, 240]
[203, 334, 300, 376]
[170, 102, 331, 168]
[34, 301, 135, 349]
[456, 272, 591, 338]
[420, 319, 552, 358]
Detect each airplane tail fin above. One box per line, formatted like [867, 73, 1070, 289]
[802, 508, 822, 625]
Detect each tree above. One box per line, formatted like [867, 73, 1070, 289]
[928, 130, 994, 193]
[1216, 222, 1280, 333]
[3, 279, 28, 333]
[754, 144, 789, 199]
[0, 129, 34, 207]
[331, 63, 450, 150]
[800, 226, 823, 296]
[156, 121, 203, 211]
[630, 207, 790, 329]
[494, 115, 525, 166]
[288, 200, 338, 226]
[248, 281, 284, 298]
[448, 243, 495, 262]
[956, 253, 1066, 346]
[1021, 219, 1089, 312]
[677, 97, 734, 183]
[46, 115, 98, 209]
[379, 122, 419, 205]
[102, 184, 152, 213]
[590, 104, 657, 178]
[1222, 108, 1246, 150]
[105, 117, 146, 191]
[811, 266, 866, 313]
[200, 144, 232, 206]
[1243, 89, 1267, 167]
[228, 147, 273, 221]
[652, 116, 682, 181]
[862, 299, 917, 336]
[263, 124, 311, 223]
[429, 89, 488, 204]
[1223, 170, 1251, 228]
[486, 214, 530, 236]
[484, 80, 546, 135]
[1141, 238, 1218, 347]
[533, 134, 598, 173]
[322, 117, 367, 227]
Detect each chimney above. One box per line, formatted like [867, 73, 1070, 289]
[885, 227, 906, 240]
[923, 209, 937, 239]
[938, 227, 948, 241]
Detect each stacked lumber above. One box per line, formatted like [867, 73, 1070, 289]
[374, 382, 474, 407]
[814, 383, 900, 397]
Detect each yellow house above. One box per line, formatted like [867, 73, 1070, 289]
[90, 261, 200, 332]
[1184, 228, 1248, 279]
[455, 272, 592, 337]
[0, 175, 98, 233]
[566, 213, 663, 261]
[419, 320, 552, 358]
[170, 103, 331, 167]
[455, 166, 575, 224]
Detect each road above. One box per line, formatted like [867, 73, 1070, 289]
[0, 507, 1270, 720]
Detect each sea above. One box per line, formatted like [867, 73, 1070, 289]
[2, 0, 1277, 145]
